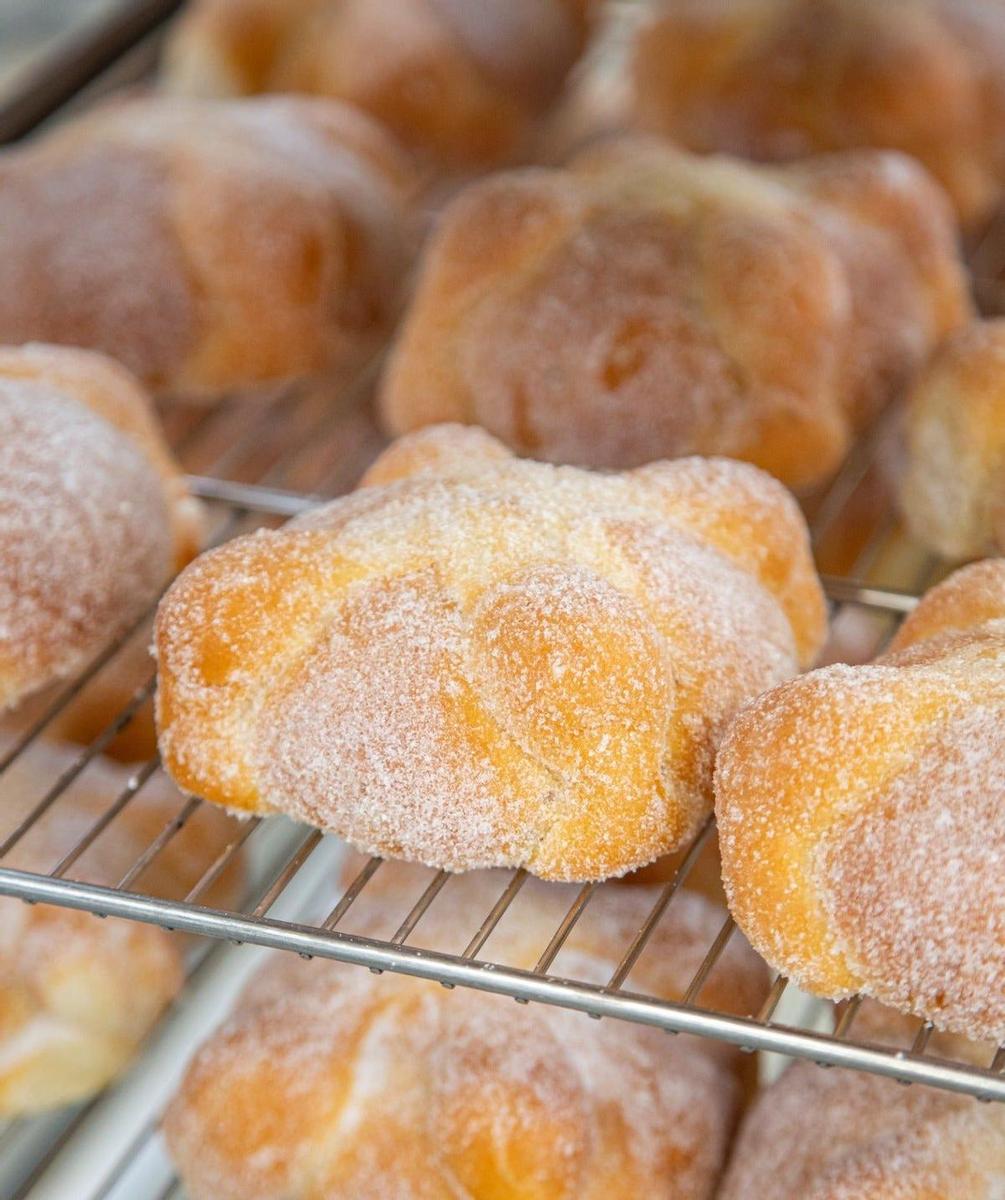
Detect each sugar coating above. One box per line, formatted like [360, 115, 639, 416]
[156, 424, 825, 881]
[163, 0, 592, 168]
[0, 746, 234, 1115]
[0, 94, 414, 396]
[825, 704, 1005, 1040]
[630, 0, 1005, 226]
[719, 1055, 1005, 1200]
[716, 559, 1005, 1040]
[164, 868, 767, 1200]
[0, 379, 172, 711]
[900, 319, 1005, 559]
[380, 136, 969, 490]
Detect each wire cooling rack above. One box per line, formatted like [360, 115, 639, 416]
[0, 355, 1000, 1105]
[0, 23, 1004, 1196]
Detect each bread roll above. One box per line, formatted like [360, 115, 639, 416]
[0, 95, 414, 397]
[716, 558, 1005, 1041]
[900, 319, 1005, 558]
[631, 0, 1005, 227]
[162, 0, 593, 169]
[0, 744, 239, 1115]
[165, 865, 768, 1199]
[0, 344, 202, 712]
[380, 136, 970, 490]
[155, 423, 826, 882]
[720, 1053, 1005, 1198]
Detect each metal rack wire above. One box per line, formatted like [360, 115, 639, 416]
[1, 359, 1001, 1106]
[1, 18, 1004, 1198]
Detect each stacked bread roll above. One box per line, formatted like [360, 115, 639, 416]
[162, 0, 594, 169]
[0, 344, 202, 712]
[0, 96, 414, 397]
[716, 559, 1005, 1041]
[165, 863, 767, 1199]
[380, 136, 970, 489]
[900, 319, 1005, 558]
[721, 1051, 1005, 1199]
[629, 0, 1005, 228]
[0, 747, 238, 1115]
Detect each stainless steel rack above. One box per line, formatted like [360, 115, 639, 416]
[2, 360, 1001, 1106]
[1, 14, 1005, 1200]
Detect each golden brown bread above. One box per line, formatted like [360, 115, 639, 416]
[0, 95, 414, 397]
[0, 344, 202, 712]
[155, 423, 826, 881]
[0, 744, 239, 1115]
[162, 0, 593, 170]
[719, 1049, 1005, 1198]
[715, 558, 1005, 1041]
[631, 0, 1005, 227]
[900, 318, 1005, 558]
[380, 136, 970, 490]
[164, 863, 768, 1199]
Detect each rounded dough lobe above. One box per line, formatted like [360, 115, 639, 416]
[470, 564, 674, 879]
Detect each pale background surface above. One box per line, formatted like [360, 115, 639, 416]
[0, 0, 126, 100]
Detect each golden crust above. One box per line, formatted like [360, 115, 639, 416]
[715, 559, 1005, 1040]
[0, 344, 203, 712]
[0, 744, 239, 1115]
[380, 136, 969, 490]
[0, 95, 414, 397]
[162, 0, 592, 169]
[164, 864, 768, 1200]
[155, 424, 825, 881]
[900, 320, 1005, 559]
[720, 1042, 1005, 1199]
[631, 0, 1005, 227]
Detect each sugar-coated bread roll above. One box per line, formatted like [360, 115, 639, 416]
[380, 136, 970, 490]
[163, 0, 593, 169]
[716, 558, 1005, 1041]
[0, 344, 203, 712]
[631, 0, 1005, 227]
[155, 423, 826, 881]
[0, 745, 238, 1115]
[719, 1055, 1005, 1199]
[900, 319, 1005, 558]
[0, 95, 413, 397]
[165, 866, 768, 1199]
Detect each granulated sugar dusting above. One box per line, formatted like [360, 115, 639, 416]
[165, 867, 766, 1199]
[824, 701, 1005, 1041]
[0, 94, 413, 395]
[716, 559, 1005, 1040]
[156, 424, 826, 880]
[0, 378, 172, 711]
[380, 135, 968, 492]
[719, 1055, 1005, 1200]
